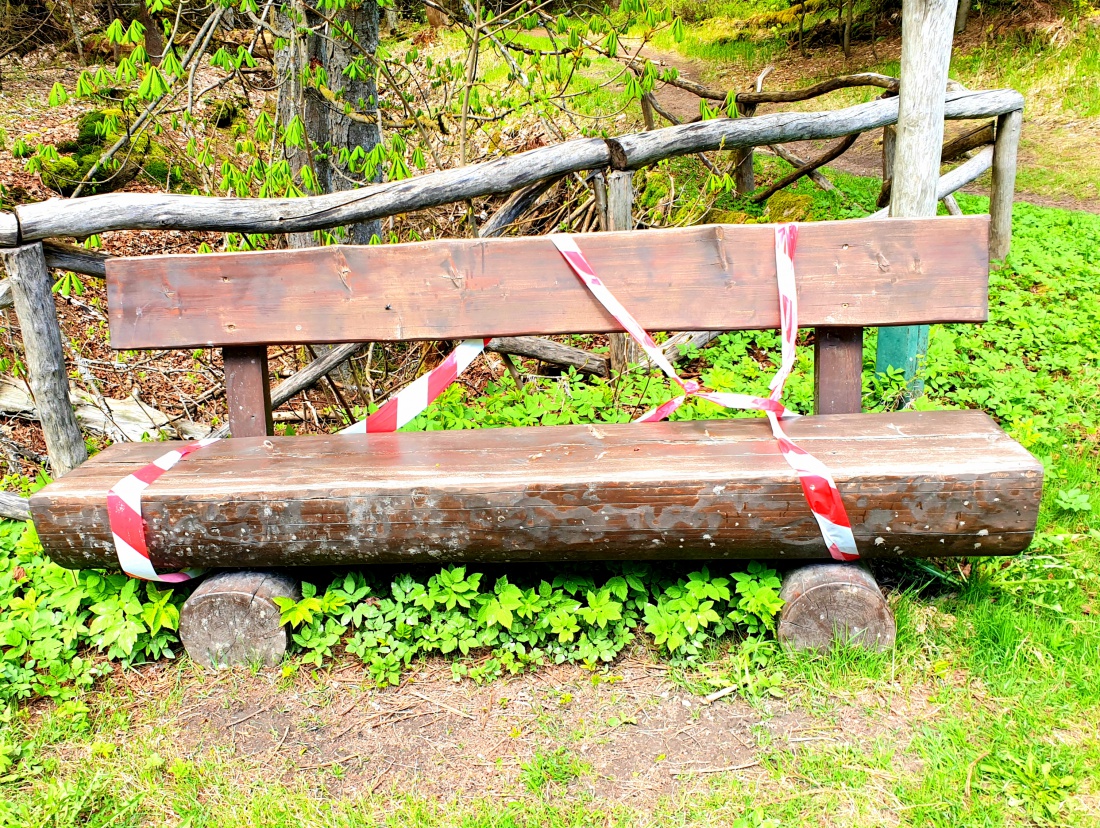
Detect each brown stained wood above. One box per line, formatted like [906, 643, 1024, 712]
[32, 410, 1042, 570]
[814, 327, 863, 415]
[107, 217, 991, 349]
[777, 562, 895, 651]
[223, 346, 273, 438]
[179, 570, 299, 668]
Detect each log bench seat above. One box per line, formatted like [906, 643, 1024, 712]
[34, 410, 1040, 569]
[26, 214, 1043, 659]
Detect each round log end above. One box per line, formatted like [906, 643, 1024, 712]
[777, 563, 895, 652]
[180, 571, 299, 669]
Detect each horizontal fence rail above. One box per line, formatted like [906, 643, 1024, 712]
[0, 89, 1023, 247]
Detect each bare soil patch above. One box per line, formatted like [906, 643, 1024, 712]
[98, 655, 939, 810]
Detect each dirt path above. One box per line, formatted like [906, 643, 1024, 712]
[114, 653, 935, 809]
[638, 40, 1100, 214]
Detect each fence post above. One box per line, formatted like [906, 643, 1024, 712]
[1, 242, 87, 476]
[597, 170, 643, 375]
[989, 109, 1021, 261]
[874, 0, 955, 398]
[733, 103, 758, 196]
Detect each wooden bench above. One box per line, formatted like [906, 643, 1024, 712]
[29, 215, 1043, 663]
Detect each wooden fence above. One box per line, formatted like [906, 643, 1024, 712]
[0, 84, 1024, 519]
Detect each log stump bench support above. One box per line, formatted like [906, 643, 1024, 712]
[27, 216, 1043, 662]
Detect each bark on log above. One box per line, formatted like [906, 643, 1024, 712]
[955, 0, 971, 34]
[777, 563, 896, 651]
[990, 109, 1022, 260]
[43, 241, 110, 278]
[487, 337, 609, 377]
[179, 570, 300, 668]
[1, 243, 87, 476]
[0, 90, 1024, 246]
[0, 491, 30, 520]
[941, 121, 995, 162]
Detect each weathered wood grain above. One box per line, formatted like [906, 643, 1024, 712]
[179, 570, 299, 668]
[777, 563, 895, 651]
[0, 491, 30, 520]
[990, 109, 1022, 260]
[814, 327, 863, 415]
[598, 170, 643, 373]
[106, 217, 991, 349]
[31, 410, 1042, 569]
[488, 337, 609, 377]
[868, 145, 993, 220]
[1, 90, 1023, 246]
[1, 243, 88, 476]
[891, 0, 957, 219]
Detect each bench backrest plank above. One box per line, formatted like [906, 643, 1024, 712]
[104, 215, 990, 438]
[106, 216, 990, 349]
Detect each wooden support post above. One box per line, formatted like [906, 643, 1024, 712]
[954, 0, 970, 33]
[640, 94, 657, 131]
[733, 103, 758, 196]
[180, 571, 300, 668]
[990, 109, 1022, 261]
[877, 124, 896, 206]
[598, 171, 644, 374]
[1, 242, 87, 477]
[875, 0, 955, 398]
[223, 346, 274, 438]
[814, 327, 863, 414]
[777, 563, 896, 651]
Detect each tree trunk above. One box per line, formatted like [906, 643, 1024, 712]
[954, 0, 970, 34]
[276, 0, 383, 384]
[276, 0, 383, 246]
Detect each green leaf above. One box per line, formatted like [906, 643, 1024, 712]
[47, 82, 69, 107]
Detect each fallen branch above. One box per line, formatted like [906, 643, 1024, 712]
[488, 337, 609, 377]
[0, 491, 29, 521]
[750, 133, 859, 203]
[209, 341, 367, 439]
[763, 144, 836, 191]
[478, 176, 564, 238]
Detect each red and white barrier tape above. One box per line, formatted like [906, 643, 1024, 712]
[107, 438, 219, 583]
[549, 228, 858, 561]
[108, 339, 490, 581]
[107, 225, 856, 581]
[339, 338, 489, 434]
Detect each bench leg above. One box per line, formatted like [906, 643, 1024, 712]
[179, 570, 300, 668]
[777, 563, 895, 652]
